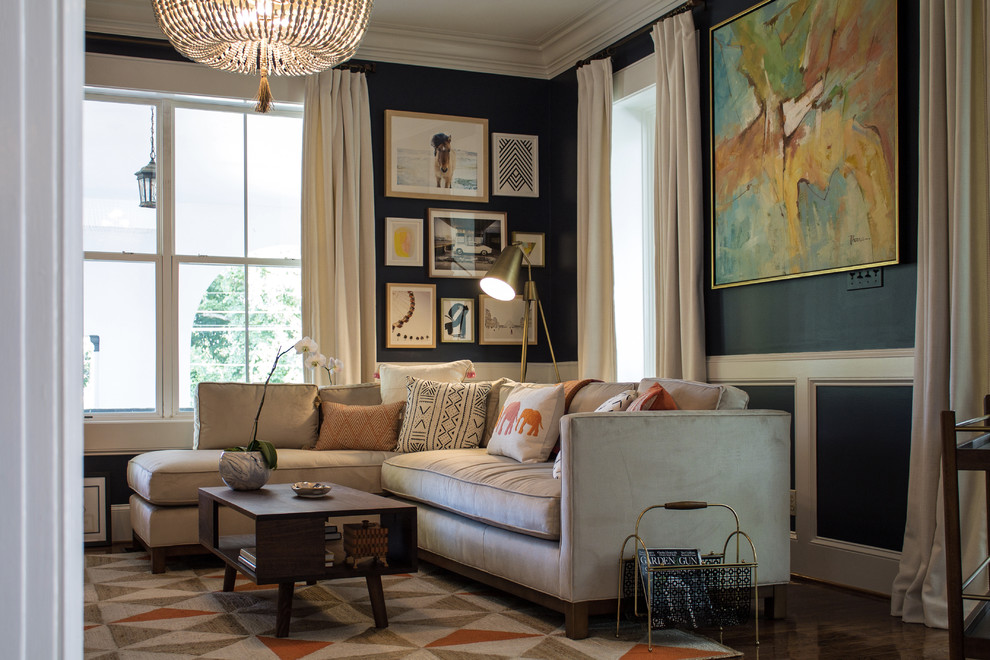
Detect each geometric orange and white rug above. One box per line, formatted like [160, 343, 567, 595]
[84, 551, 741, 659]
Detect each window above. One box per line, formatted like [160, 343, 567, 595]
[611, 61, 657, 382]
[83, 92, 304, 416]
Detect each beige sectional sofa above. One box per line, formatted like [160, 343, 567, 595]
[127, 377, 791, 639]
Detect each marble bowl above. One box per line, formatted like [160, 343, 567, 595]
[291, 482, 332, 498]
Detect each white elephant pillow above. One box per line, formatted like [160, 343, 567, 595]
[486, 384, 565, 463]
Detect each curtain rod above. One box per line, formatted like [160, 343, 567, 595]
[575, 0, 704, 68]
[335, 61, 376, 74]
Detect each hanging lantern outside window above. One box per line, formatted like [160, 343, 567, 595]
[135, 107, 156, 209]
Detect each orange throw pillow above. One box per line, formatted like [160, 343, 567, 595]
[315, 400, 405, 451]
[627, 383, 679, 411]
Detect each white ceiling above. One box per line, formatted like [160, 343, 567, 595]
[85, 0, 681, 79]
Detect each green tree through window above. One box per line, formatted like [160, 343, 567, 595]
[189, 265, 301, 403]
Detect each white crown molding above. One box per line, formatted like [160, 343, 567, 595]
[86, 0, 683, 80]
[355, 25, 549, 79]
[540, 0, 681, 78]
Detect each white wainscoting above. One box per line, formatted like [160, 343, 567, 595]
[708, 348, 914, 595]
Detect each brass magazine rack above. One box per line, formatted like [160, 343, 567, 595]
[616, 501, 759, 651]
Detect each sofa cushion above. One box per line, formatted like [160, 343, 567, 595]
[378, 360, 473, 404]
[382, 449, 561, 540]
[397, 379, 491, 452]
[637, 378, 750, 410]
[628, 383, 679, 411]
[486, 384, 565, 463]
[128, 448, 395, 505]
[568, 382, 640, 413]
[594, 389, 637, 412]
[319, 383, 383, 406]
[315, 400, 405, 451]
[194, 382, 319, 450]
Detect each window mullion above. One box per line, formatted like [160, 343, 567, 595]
[242, 115, 251, 382]
[161, 100, 178, 418]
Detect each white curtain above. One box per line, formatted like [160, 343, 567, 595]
[892, 0, 990, 628]
[651, 12, 706, 382]
[301, 69, 377, 385]
[576, 58, 618, 381]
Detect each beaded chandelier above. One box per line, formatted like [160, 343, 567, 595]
[151, 0, 374, 112]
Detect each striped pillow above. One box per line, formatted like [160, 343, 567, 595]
[315, 400, 406, 451]
[397, 378, 492, 452]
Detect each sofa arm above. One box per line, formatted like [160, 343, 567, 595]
[556, 409, 791, 603]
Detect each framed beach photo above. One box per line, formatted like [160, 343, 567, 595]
[479, 294, 536, 345]
[385, 110, 489, 203]
[440, 298, 474, 343]
[511, 231, 545, 267]
[384, 217, 423, 267]
[386, 283, 436, 349]
[428, 208, 506, 279]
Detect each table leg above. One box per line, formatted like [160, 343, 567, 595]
[223, 565, 237, 592]
[275, 582, 295, 637]
[366, 574, 388, 628]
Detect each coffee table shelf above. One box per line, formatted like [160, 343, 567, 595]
[199, 483, 417, 637]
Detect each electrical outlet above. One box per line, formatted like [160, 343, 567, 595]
[846, 267, 884, 290]
[790, 489, 797, 517]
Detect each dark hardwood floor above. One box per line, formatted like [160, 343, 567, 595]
[692, 578, 948, 659]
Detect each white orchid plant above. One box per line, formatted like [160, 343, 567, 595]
[295, 336, 343, 385]
[224, 337, 343, 470]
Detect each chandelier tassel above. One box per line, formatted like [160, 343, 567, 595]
[255, 67, 273, 114]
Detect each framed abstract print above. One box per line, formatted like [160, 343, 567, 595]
[384, 217, 423, 267]
[440, 298, 474, 343]
[710, 0, 898, 288]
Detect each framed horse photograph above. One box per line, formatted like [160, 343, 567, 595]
[385, 110, 489, 203]
[428, 208, 506, 279]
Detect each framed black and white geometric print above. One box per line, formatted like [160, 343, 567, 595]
[492, 133, 538, 198]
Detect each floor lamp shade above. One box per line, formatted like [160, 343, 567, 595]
[480, 245, 524, 301]
[479, 243, 559, 383]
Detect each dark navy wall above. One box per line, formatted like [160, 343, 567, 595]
[816, 386, 913, 551]
[547, 0, 919, 358]
[366, 62, 558, 364]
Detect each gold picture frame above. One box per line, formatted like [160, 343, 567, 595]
[385, 110, 489, 203]
[385, 283, 436, 349]
[479, 294, 536, 345]
[440, 297, 474, 343]
[710, 0, 898, 288]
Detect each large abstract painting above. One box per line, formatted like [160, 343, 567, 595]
[710, 0, 898, 288]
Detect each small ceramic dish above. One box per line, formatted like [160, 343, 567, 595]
[291, 482, 332, 498]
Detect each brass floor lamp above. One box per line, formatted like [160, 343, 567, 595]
[480, 243, 559, 383]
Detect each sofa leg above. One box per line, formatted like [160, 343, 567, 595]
[564, 602, 589, 639]
[762, 583, 787, 619]
[149, 548, 167, 574]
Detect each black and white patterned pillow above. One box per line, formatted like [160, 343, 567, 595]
[397, 378, 492, 452]
[593, 389, 638, 412]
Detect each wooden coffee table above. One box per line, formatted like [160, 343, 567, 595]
[198, 483, 417, 637]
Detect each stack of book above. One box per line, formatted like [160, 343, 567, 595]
[325, 523, 340, 567]
[238, 546, 258, 570]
